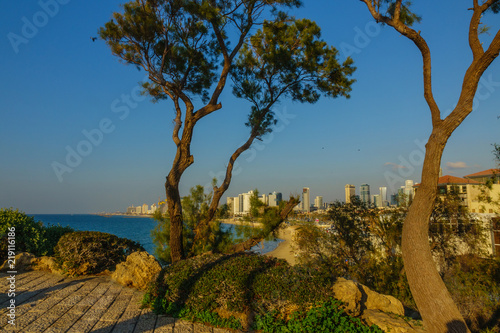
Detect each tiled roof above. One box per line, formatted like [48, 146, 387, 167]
[438, 175, 481, 185]
[464, 169, 500, 178]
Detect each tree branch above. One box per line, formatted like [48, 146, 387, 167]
[225, 196, 300, 253]
[359, 0, 442, 127]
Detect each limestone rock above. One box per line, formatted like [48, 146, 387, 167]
[111, 251, 161, 290]
[332, 277, 362, 316]
[362, 309, 425, 333]
[0, 252, 35, 272]
[361, 284, 405, 316]
[33, 256, 63, 274]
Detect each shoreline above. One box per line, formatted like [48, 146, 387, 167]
[264, 225, 299, 265]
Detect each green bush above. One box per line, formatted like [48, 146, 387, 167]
[443, 255, 500, 332]
[54, 231, 144, 276]
[38, 224, 75, 257]
[144, 253, 381, 332]
[0, 208, 74, 263]
[0, 208, 44, 262]
[253, 299, 383, 333]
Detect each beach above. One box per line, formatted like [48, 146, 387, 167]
[265, 225, 299, 265]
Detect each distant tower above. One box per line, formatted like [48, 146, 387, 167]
[345, 184, 356, 204]
[379, 186, 388, 207]
[360, 184, 371, 205]
[404, 180, 415, 202]
[302, 188, 310, 212]
[314, 196, 323, 209]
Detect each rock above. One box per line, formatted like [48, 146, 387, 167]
[33, 256, 63, 274]
[361, 284, 405, 316]
[0, 252, 36, 272]
[362, 309, 425, 333]
[332, 277, 362, 316]
[111, 251, 161, 290]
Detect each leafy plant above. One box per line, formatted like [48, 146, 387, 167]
[253, 299, 384, 333]
[0, 208, 74, 263]
[0, 208, 44, 262]
[143, 253, 380, 331]
[151, 184, 234, 264]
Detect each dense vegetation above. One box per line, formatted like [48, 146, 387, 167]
[0, 208, 74, 263]
[54, 231, 144, 276]
[294, 194, 500, 332]
[143, 253, 383, 332]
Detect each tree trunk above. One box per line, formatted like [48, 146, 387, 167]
[401, 131, 470, 333]
[165, 173, 184, 263]
[165, 135, 195, 263]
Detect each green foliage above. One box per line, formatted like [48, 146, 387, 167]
[430, 191, 488, 266]
[0, 208, 44, 262]
[0, 208, 74, 263]
[443, 255, 500, 332]
[294, 192, 491, 313]
[37, 224, 75, 257]
[295, 198, 373, 278]
[151, 185, 233, 264]
[100, 0, 304, 103]
[386, 1, 421, 26]
[253, 299, 384, 333]
[232, 15, 355, 138]
[54, 231, 144, 276]
[143, 253, 369, 330]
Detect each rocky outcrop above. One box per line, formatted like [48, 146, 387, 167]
[33, 256, 64, 274]
[362, 284, 405, 316]
[332, 277, 363, 316]
[332, 277, 424, 333]
[111, 251, 161, 290]
[362, 310, 426, 333]
[0, 252, 36, 272]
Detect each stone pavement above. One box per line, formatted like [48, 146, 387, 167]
[0, 271, 235, 333]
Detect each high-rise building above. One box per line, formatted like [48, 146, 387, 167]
[314, 196, 323, 209]
[373, 194, 381, 207]
[259, 194, 269, 205]
[302, 187, 310, 212]
[360, 184, 371, 205]
[379, 186, 388, 207]
[345, 184, 355, 204]
[403, 180, 415, 202]
[268, 192, 282, 207]
[233, 196, 240, 215]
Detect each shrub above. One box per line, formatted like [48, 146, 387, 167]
[54, 231, 144, 276]
[38, 224, 75, 257]
[144, 253, 381, 332]
[253, 299, 384, 333]
[443, 255, 500, 332]
[0, 208, 44, 262]
[0, 209, 75, 264]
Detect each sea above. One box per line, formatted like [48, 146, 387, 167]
[29, 214, 282, 258]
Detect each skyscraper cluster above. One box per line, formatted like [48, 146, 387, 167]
[345, 182, 411, 207]
[227, 190, 282, 216]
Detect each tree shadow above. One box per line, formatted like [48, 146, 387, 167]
[151, 252, 276, 330]
[446, 320, 469, 333]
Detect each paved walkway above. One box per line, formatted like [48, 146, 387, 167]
[0, 271, 234, 333]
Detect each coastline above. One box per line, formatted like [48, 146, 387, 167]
[265, 225, 299, 265]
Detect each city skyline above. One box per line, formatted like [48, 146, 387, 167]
[1, 2, 499, 213]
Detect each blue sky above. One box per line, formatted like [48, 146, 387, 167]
[1, 1, 499, 214]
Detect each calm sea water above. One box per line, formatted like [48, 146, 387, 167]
[30, 214, 281, 258]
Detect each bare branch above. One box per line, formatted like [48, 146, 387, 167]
[359, 0, 442, 126]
